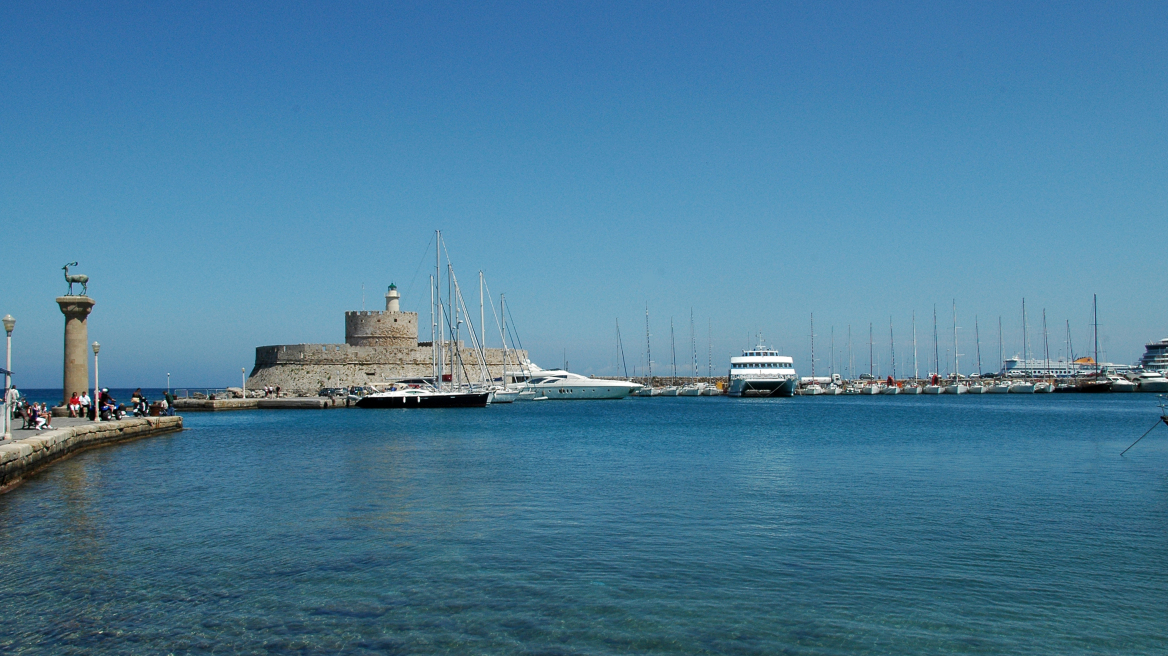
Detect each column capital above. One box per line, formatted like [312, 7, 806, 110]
[56, 296, 96, 317]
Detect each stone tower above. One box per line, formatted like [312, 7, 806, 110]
[56, 295, 95, 404]
[344, 283, 418, 347]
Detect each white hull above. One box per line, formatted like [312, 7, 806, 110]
[659, 387, 680, 396]
[881, 386, 900, 395]
[701, 386, 722, 396]
[901, 385, 922, 394]
[491, 390, 519, 403]
[1009, 383, 1035, 394]
[801, 385, 825, 396]
[987, 384, 1011, 394]
[678, 385, 703, 396]
[727, 377, 798, 397]
[967, 385, 986, 394]
[1112, 381, 1137, 393]
[861, 385, 881, 395]
[923, 385, 944, 394]
[943, 384, 968, 394]
[1138, 379, 1168, 392]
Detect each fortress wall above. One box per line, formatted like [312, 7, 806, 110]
[248, 344, 528, 394]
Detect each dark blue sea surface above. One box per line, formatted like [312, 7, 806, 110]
[1, 394, 1166, 654]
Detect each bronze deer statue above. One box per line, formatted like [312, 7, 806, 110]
[63, 262, 89, 296]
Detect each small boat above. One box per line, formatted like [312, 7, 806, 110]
[987, 382, 1011, 394]
[943, 383, 968, 394]
[843, 386, 861, 395]
[923, 384, 944, 394]
[1110, 376, 1137, 393]
[1009, 382, 1035, 393]
[823, 385, 843, 395]
[516, 390, 540, 401]
[901, 384, 922, 394]
[356, 383, 491, 408]
[881, 385, 900, 395]
[801, 384, 825, 396]
[701, 385, 722, 396]
[967, 384, 986, 394]
[659, 386, 680, 396]
[1033, 381, 1055, 393]
[491, 389, 519, 403]
[861, 385, 881, 395]
[678, 383, 703, 396]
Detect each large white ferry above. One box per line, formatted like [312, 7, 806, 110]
[727, 346, 798, 397]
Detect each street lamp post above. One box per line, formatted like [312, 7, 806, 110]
[241, 368, 246, 400]
[92, 341, 101, 423]
[167, 372, 171, 396]
[3, 314, 14, 441]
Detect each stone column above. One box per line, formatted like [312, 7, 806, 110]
[56, 296, 95, 405]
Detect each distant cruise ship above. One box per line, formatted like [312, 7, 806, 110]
[727, 346, 798, 397]
[1138, 338, 1168, 371]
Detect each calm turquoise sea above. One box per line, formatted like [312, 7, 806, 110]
[1, 394, 1166, 654]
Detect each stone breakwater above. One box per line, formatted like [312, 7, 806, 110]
[0, 416, 183, 493]
[173, 397, 349, 411]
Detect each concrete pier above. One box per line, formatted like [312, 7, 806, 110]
[0, 415, 183, 493]
[56, 295, 95, 404]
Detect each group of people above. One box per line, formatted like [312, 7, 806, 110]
[262, 385, 281, 397]
[14, 399, 54, 431]
[3, 386, 179, 438]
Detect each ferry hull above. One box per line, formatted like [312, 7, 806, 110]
[728, 377, 797, 398]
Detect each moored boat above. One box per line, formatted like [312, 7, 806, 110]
[727, 344, 798, 397]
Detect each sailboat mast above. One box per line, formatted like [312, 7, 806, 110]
[998, 317, 1003, 374]
[670, 318, 677, 385]
[435, 230, 443, 391]
[645, 306, 653, 385]
[500, 294, 508, 383]
[1046, 308, 1055, 378]
[1066, 319, 1073, 365]
[1023, 297, 1032, 373]
[868, 322, 873, 377]
[811, 314, 816, 378]
[616, 319, 629, 378]
[430, 273, 436, 382]
[889, 317, 896, 380]
[932, 306, 939, 377]
[830, 327, 835, 377]
[690, 310, 697, 379]
[847, 325, 853, 380]
[707, 319, 712, 378]
[912, 311, 918, 380]
[952, 300, 959, 379]
[1093, 294, 1099, 374]
[975, 316, 982, 375]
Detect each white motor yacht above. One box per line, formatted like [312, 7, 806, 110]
[520, 369, 644, 400]
[801, 384, 825, 396]
[1136, 371, 1168, 392]
[1109, 376, 1137, 393]
[727, 346, 798, 397]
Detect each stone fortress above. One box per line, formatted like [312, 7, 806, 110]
[247, 284, 526, 394]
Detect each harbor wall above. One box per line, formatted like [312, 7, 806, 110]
[0, 416, 184, 493]
[248, 343, 527, 395]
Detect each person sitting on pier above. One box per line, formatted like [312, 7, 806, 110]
[79, 390, 91, 419]
[68, 392, 81, 417]
[31, 403, 52, 430]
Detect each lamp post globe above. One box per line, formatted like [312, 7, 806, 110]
[2, 315, 14, 334]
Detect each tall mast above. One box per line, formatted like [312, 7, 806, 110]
[868, 322, 873, 377]
[500, 294, 508, 383]
[912, 311, 918, 380]
[435, 230, 443, 390]
[847, 325, 852, 380]
[670, 318, 677, 385]
[998, 317, 1003, 374]
[811, 314, 816, 378]
[645, 305, 652, 386]
[1066, 319, 1073, 366]
[1042, 309, 1050, 379]
[479, 271, 485, 351]
[932, 306, 939, 377]
[830, 327, 835, 377]
[707, 319, 712, 378]
[889, 317, 896, 380]
[1022, 298, 1028, 376]
[616, 319, 628, 378]
[952, 300, 959, 379]
[1093, 293, 1099, 374]
[430, 273, 436, 382]
[975, 316, 982, 375]
[690, 309, 697, 379]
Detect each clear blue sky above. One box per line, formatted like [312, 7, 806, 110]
[2, 1, 1165, 387]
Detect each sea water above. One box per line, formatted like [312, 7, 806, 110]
[0, 394, 1165, 654]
